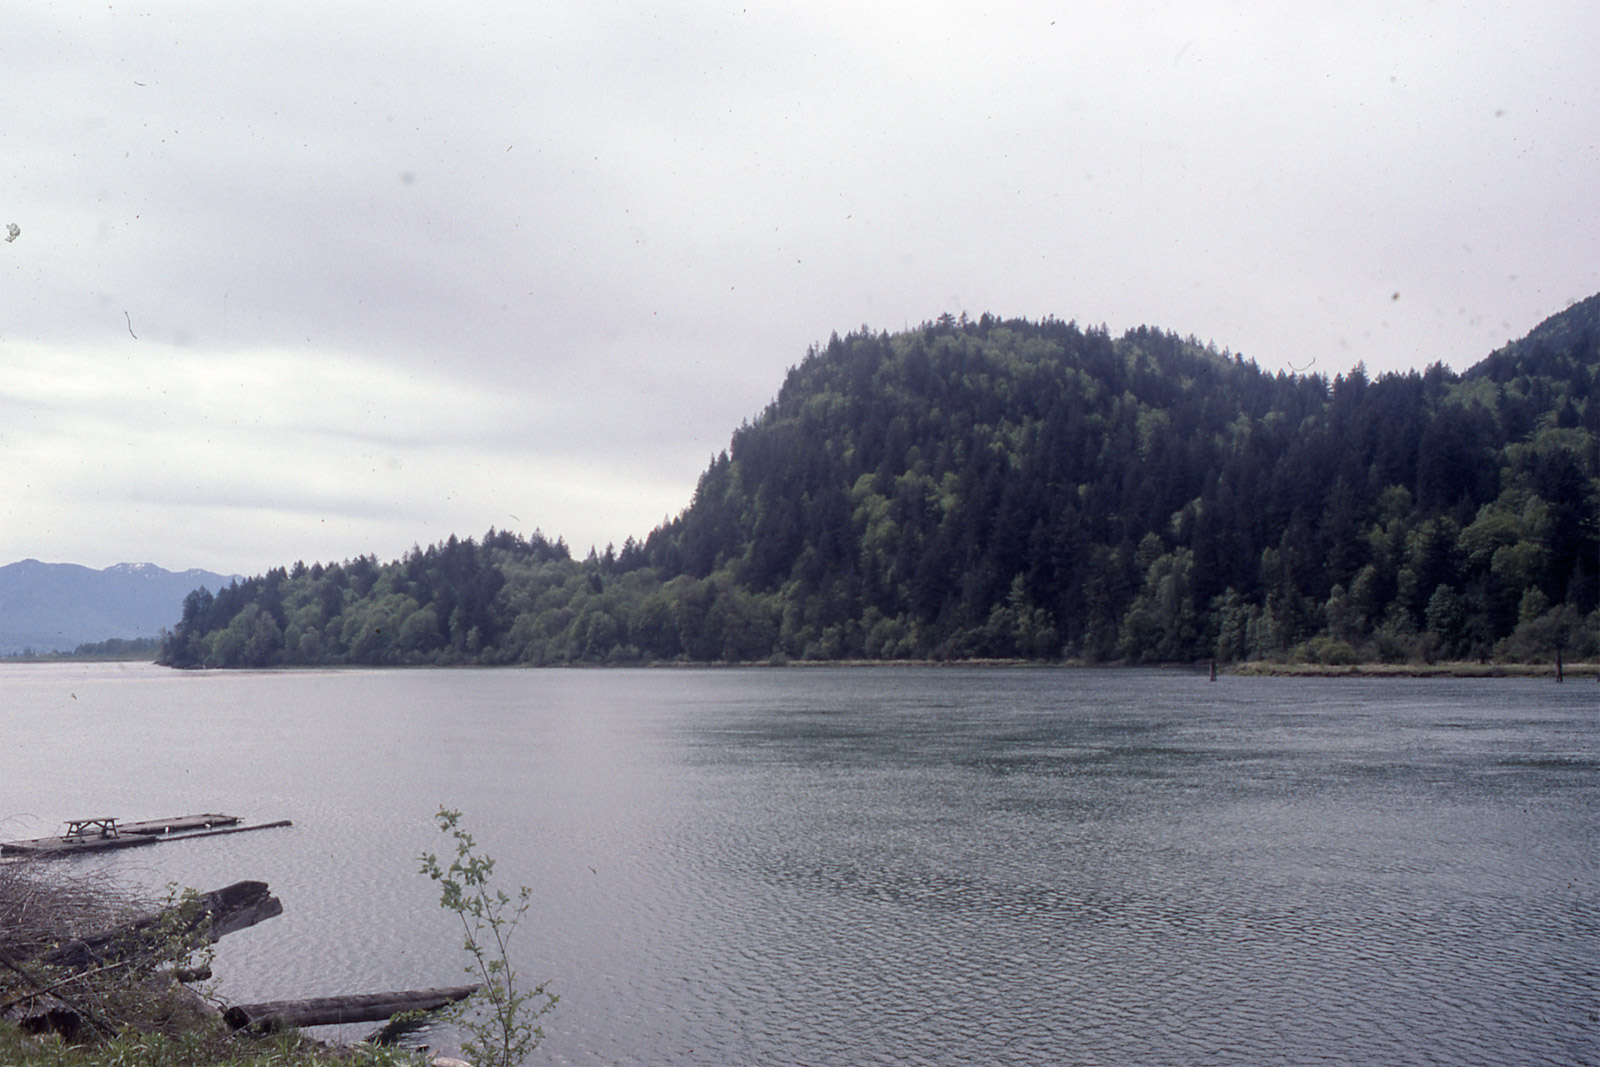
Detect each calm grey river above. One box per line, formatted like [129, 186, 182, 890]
[2, 663, 1596, 1066]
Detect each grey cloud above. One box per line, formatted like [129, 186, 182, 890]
[4, 1, 1597, 572]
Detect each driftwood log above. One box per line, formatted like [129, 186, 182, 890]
[9, 875, 472, 1045]
[224, 984, 480, 1033]
[41, 880, 282, 969]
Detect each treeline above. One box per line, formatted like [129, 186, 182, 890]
[160, 297, 1600, 668]
[5, 636, 162, 661]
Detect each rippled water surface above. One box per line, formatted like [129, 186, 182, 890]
[3, 664, 1596, 1065]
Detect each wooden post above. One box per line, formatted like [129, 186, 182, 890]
[1209, 659, 1217, 682]
[1555, 648, 1563, 682]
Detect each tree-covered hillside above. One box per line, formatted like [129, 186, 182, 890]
[160, 298, 1600, 667]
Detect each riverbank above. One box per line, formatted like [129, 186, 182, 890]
[20, 654, 1595, 676]
[1227, 659, 1598, 678]
[0, 861, 425, 1067]
[774, 657, 1600, 677]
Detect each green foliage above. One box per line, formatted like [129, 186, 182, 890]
[3, 637, 161, 663]
[160, 297, 1600, 667]
[420, 809, 555, 1067]
[131, 885, 215, 986]
[71, 638, 163, 660]
[0, 1018, 423, 1067]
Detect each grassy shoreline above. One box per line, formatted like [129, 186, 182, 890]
[1224, 659, 1598, 678]
[772, 657, 1600, 677]
[8, 655, 1596, 677]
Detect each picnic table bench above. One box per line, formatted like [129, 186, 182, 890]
[63, 817, 119, 840]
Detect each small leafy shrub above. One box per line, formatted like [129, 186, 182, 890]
[420, 809, 556, 1067]
[1372, 628, 1412, 664]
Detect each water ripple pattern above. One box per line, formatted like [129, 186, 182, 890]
[0, 664, 1594, 1065]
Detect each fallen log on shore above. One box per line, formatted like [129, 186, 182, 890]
[42, 880, 282, 969]
[223, 985, 480, 1033]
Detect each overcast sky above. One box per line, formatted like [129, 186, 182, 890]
[3, 2, 1595, 575]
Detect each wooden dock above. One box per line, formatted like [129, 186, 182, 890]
[0, 814, 290, 857]
[119, 813, 240, 836]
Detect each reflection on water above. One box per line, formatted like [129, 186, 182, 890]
[2, 664, 1596, 1065]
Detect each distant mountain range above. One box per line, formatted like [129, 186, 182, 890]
[0, 560, 241, 654]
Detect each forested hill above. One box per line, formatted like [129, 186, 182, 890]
[161, 297, 1600, 668]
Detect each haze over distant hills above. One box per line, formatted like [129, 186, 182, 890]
[0, 560, 241, 654]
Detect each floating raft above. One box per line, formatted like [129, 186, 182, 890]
[0, 814, 291, 857]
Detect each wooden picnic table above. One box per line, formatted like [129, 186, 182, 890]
[63, 817, 119, 840]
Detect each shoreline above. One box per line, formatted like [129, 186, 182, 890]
[8, 656, 1596, 678]
[1224, 660, 1598, 678]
